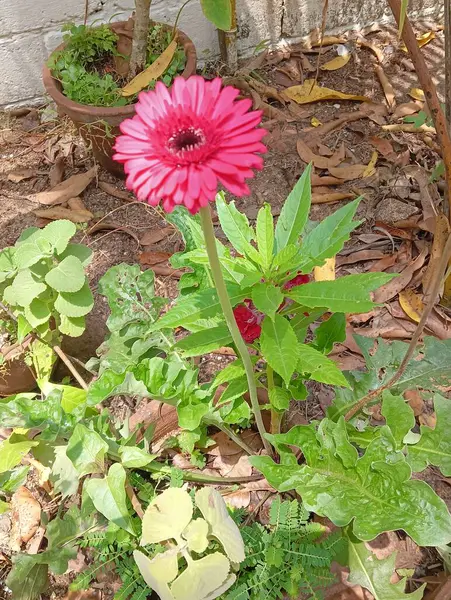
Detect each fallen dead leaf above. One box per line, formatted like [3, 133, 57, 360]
[311, 116, 322, 127]
[98, 180, 133, 202]
[122, 40, 177, 96]
[285, 79, 371, 104]
[404, 389, 425, 417]
[64, 592, 101, 600]
[296, 138, 344, 169]
[337, 250, 386, 266]
[401, 30, 435, 52]
[310, 34, 347, 47]
[222, 490, 251, 509]
[328, 164, 367, 181]
[375, 64, 396, 110]
[48, 156, 65, 188]
[311, 173, 345, 187]
[399, 289, 424, 323]
[370, 136, 394, 156]
[423, 213, 450, 299]
[34, 206, 94, 223]
[141, 226, 174, 246]
[369, 253, 398, 272]
[321, 53, 350, 71]
[362, 151, 378, 177]
[419, 412, 437, 428]
[67, 197, 88, 211]
[28, 166, 97, 206]
[374, 222, 414, 240]
[357, 38, 384, 62]
[139, 251, 172, 266]
[393, 102, 422, 119]
[10, 487, 41, 552]
[359, 102, 389, 125]
[404, 165, 440, 227]
[382, 123, 436, 134]
[212, 453, 253, 478]
[409, 87, 425, 101]
[151, 265, 184, 279]
[312, 192, 356, 204]
[316, 142, 333, 156]
[372, 247, 428, 303]
[7, 168, 36, 183]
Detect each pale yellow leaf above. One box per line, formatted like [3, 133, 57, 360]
[409, 88, 425, 102]
[133, 549, 178, 600]
[311, 116, 322, 127]
[122, 40, 177, 97]
[401, 31, 435, 52]
[141, 487, 193, 545]
[171, 553, 233, 600]
[312, 35, 346, 47]
[314, 257, 335, 282]
[399, 289, 424, 323]
[183, 518, 209, 554]
[284, 80, 371, 105]
[363, 151, 378, 177]
[320, 53, 350, 71]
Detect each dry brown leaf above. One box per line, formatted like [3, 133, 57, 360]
[399, 289, 424, 323]
[316, 143, 333, 156]
[247, 77, 288, 104]
[312, 192, 356, 204]
[222, 490, 251, 509]
[328, 164, 367, 181]
[337, 250, 386, 266]
[404, 389, 425, 417]
[369, 253, 398, 272]
[311, 174, 345, 187]
[373, 247, 428, 303]
[320, 53, 351, 71]
[212, 453, 253, 478]
[423, 213, 450, 299]
[98, 180, 133, 202]
[7, 168, 36, 183]
[311, 35, 347, 47]
[139, 251, 172, 266]
[151, 265, 184, 279]
[48, 156, 65, 188]
[141, 226, 174, 246]
[64, 592, 101, 600]
[393, 102, 422, 119]
[122, 40, 177, 96]
[401, 30, 435, 52]
[34, 206, 94, 223]
[382, 123, 436, 134]
[285, 79, 371, 104]
[419, 413, 437, 428]
[296, 138, 344, 169]
[67, 197, 88, 211]
[404, 165, 440, 227]
[10, 487, 41, 552]
[28, 166, 97, 206]
[375, 64, 396, 110]
[310, 110, 369, 137]
[357, 38, 384, 62]
[370, 136, 394, 156]
[374, 222, 414, 240]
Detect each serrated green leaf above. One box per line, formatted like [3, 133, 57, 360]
[9, 269, 47, 307]
[269, 386, 291, 411]
[212, 360, 245, 388]
[59, 314, 86, 337]
[251, 420, 451, 546]
[313, 313, 346, 354]
[200, 0, 232, 30]
[14, 242, 45, 269]
[256, 203, 274, 270]
[174, 325, 232, 357]
[0, 436, 38, 473]
[66, 424, 108, 476]
[45, 255, 85, 292]
[260, 314, 298, 385]
[216, 192, 261, 264]
[381, 391, 415, 449]
[24, 298, 51, 327]
[59, 243, 93, 267]
[177, 396, 211, 430]
[275, 165, 311, 252]
[54, 281, 94, 317]
[251, 283, 283, 320]
[407, 394, 451, 476]
[41, 219, 76, 254]
[393, 337, 451, 392]
[287, 273, 395, 313]
[348, 537, 425, 599]
[298, 199, 362, 272]
[84, 463, 135, 534]
[298, 343, 349, 387]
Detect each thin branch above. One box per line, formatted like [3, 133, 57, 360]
[84, 0, 89, 25]
[312, 0, 329, 90]
[53, 346, 89, 390]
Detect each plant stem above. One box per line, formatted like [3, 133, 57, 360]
[171, 0, 194, 40]
[267, 366, 282, 434]
[129, 0, 152, 78]
[53, 345, 89, 390]
[216, 423, 256, 455]
[144, 461, 262, 485]
[199, 206, 272, 456]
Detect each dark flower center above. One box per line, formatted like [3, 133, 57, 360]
[168, 127, 206, 154]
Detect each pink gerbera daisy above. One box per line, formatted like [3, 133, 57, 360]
[113, 76, 267, 214]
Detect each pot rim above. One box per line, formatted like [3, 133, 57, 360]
[42, 20, 197, 118]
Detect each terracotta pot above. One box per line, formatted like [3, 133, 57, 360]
[0, 356, 36, 396]
[42, 21, 197, 175]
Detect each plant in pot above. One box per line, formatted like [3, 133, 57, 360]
[0, 220, 93, 395]
[42, 0, 234, 174]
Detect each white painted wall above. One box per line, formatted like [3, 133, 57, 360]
[0, 0, 443, 108]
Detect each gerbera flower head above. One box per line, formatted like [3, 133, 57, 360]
[113, 76, 267, 214]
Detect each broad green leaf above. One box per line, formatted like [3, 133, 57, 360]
[269, 386, 291, 411]
[200, 0, 232, 30]
[47, 505, 80, 549]
[52, 384, 86, 414]
[54, 281, 94, 317]
[6, 554, 48, 600]
[275, 165, 312, 252]
[14, 241, 45, 269]
[196, 487, 245, 562]
[0, 391, 67, 436]
[142, 487, 193, 544]
[393, 337, 451, 392]
[313, 313, 346, 354]
[9, 270, 47, 307]
[45, 256, 85, 292]
[251, 420, 451, 546]
[87, 369, 161, 406]
[41, 219, 76, 254]
[119, 446, 156, 468]
[24, 299, 51, 327]
[154, 284, 248, 331]
[348, 538, 425, 599]
[287, 273, 395, 313]
[177, 396, 211, 430]
[59, 314, 85, 337]
[381, 391, 415, 448]
[66, 424, 108, 476]
[59, 243, 93, 267]
[298, 343, 349, 387]
[212, 360, 245, 388]
[183, 518, 209, 553]
[84, 463, 135, 534]
[171, 553, 235, 600]
[0, 465, 29, 493]
[251, 283, 283, 320]
[17, 314, 32, 341]
[174, 325, 232, 357]
[51, 446, 79, 498]
[0, 499, 9, 513]
[216, 192, 261, 264]
[260, 314, 298, 385]
[298, 199, 362, 272]
[0, 436, 38, 473]
[256, 203, 274, 270]
[407, 394, 451, 476]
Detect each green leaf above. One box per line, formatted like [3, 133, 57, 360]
[399, 0, 408, 35]
[87, 370, 149, 405]
[14, 241, 45, 269]
[256, 203, 274, 270]
[251, 283, 283, 320]
[216, 192, 261, 263]
[393, 337, 451, 392]
[0, 247, 16, 282]
[45, 256, 85, 292]
[9, 270, 47, 307]
[24, 299, 51, 328]
[269, 386, 291, 411]
[298, 343, 349, 387]
[313, 313, 346, 354]
[59, 243, 93, 267]
[53, 384, 87, 414]
[200, 0, 232, 30]
[0, 436, 38, 473]
[6, 554, 48, 600]
[275, 165, 312, 252]
[154, 283, 248, 331]
[348, 538, 425, 599]
[54, 281, 94, 317]
[212, 360, 245, 388]
[407, 394, 451, 476]
[47, 505, 80, 549]
[177, 396, 211, 430]
[287, 273, 395, 313]
[251, 420, 451, 546]
[174, 325, 232, 357]
[41, 219, 76, 254]
[59, 314, 86, 337]
[260, 314, 298, 385]
[84, 463, 135, 534]
[0, 465, 29, 493]
[299, 199, 362, 272]
[119, 446, 156, 468]
[17, 314, 32, 342]
[66, 424, 108, 476]
[381, 391, 415, 449]
[222, 396, 251, 424]
[51, 445, 79, 498]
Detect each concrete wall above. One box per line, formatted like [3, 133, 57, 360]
[0, 0, 443, 108]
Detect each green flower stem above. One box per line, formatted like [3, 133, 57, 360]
[199, 206, 272, 456]
[267, 366, 282, 435]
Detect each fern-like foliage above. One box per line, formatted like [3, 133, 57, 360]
[226, 498, 346, 600]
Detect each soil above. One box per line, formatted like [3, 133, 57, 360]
[0, 18, 449, 600]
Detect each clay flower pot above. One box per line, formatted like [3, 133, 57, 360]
[42, 21, 197, 175]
